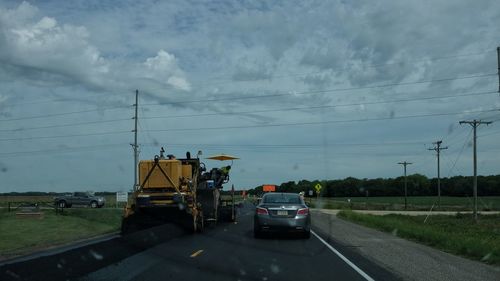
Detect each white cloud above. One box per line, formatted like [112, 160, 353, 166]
[0, 2, 191, 99]
[143, 50, 191, 91]
[1, 0, 500, 191]
[0, 2, 108, 87]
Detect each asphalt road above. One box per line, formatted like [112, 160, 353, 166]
[1, 203, 400, 281]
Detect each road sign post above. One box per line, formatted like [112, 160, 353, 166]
[314, 184, 322, 204]
[116, 191, 128, 208]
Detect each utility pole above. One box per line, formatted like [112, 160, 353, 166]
[131, 90, 139, 192]
[497, 46, 500, 93]
[398, 161, 412, 210]
[459, 120, 492, 221]
[428, 141, 447, 208]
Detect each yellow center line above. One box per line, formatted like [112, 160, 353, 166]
[190, 249, 204, 258]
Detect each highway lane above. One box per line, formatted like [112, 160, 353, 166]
[1, 202, 400, 281]
[81, 203, 399, 281]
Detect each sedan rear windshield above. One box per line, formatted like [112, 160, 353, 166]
[263, 193, 301, 204]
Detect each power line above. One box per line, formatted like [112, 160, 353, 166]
[5, 92, 126, 107]
[141, 90, 498, 120]
[0, 143, 128, 157]
[0, 130, 131, 142]
[443, 125, 469, 148]
[445, 129, 471, 177]
[3, 90, 492, 134]
[0, 118, 131, 132]
[144, 108, 499, 132]
[138, 109, 157, 157]
[1, 74, 494, 123]
[0, 105, 129, 122]
[478, 129, 500, 138]
[141, 141, 428, 148]
[191, 50, 494, 85]
[3, 50, 492, 109]
[0, 140, 430, 157]
[440, 105, 498, 145]
[142, 73, 496, 106]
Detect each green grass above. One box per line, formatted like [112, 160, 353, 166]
[0, 195, 126, 208]
[308, 196, 500, 211]
[337, 210, 500, 265]
[0, 208, 122, 258]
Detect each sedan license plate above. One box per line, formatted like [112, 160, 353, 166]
[277, 210, 288, 216]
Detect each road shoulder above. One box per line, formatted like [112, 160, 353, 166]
[312, 210, 500, 281]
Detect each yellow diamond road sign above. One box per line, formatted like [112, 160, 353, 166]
[314, 183, 322, 193]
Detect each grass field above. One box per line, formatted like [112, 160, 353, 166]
[1, 193, 247, 209]
[0, 208, 122, 259]
[0, 193, 246, 259]
[337, 210, 500, 265]
[0, 194, 126, 209]
[308, 196, 500, 211]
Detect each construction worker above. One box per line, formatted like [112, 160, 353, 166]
[220, 165, 231, 176]
[214, 165, 231, 188]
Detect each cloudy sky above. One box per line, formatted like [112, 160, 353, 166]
[1, 0, 499, 192]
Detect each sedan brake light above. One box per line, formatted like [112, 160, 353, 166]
[256, 207, 269, 215]
[297, 208, 309, 215]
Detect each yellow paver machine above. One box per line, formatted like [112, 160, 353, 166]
[121, 149, 238, 234]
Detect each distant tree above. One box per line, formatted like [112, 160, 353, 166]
[245, 174, 500, 197]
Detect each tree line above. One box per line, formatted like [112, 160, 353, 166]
[0, 191, 118, 196]
[247, 174, 500, 197]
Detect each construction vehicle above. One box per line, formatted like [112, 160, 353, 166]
[121, 149, 237, 234]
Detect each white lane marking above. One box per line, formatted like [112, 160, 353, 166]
[311, 230, 375, 281]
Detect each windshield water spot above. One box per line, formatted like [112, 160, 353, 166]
[481, 253, 492, 261]
[270, 264, 280, 274]
[89, 249, 103, 260]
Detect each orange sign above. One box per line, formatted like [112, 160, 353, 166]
[262, 185, 276, 192]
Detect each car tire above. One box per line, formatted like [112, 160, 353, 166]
[90, 201, 98, 208]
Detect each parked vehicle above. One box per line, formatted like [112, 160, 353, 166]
[54, 192, 105, 208]
[254, 192, 311, 238]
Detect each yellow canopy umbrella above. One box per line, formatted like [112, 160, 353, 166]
[206, 154, 240, 161]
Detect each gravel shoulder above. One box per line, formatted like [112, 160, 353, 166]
[312, 210, 500, 281]
[315, 209, 500, 216]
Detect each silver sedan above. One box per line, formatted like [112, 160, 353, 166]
[253, 192, 311, 238]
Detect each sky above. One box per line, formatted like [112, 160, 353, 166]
[0, 0, 499, 192]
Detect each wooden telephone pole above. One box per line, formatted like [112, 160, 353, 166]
[398, 161, 412, 210]
[428, 141, 447, 207]
[459, 120, 492, 221]
[132, 90, 139, 191]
